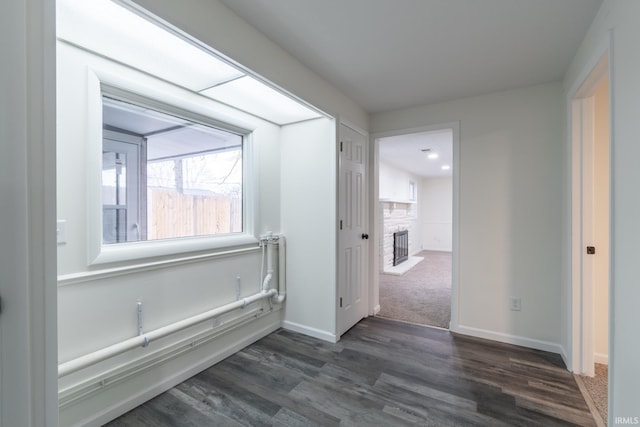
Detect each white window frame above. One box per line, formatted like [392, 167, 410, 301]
[102, 131, 143, 244]
[87, 67, 258, 265]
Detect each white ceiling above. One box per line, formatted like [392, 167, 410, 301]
[218, 0, 601, 179]
[379, 129, 453, 178]
[219, 0, 602, 114]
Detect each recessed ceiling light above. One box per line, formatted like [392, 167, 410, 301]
[441, 165, 451, 170]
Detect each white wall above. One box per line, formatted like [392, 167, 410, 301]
[420, 177, 453, 252]
[57, 41, 287, 426]
[563, 0, 640, 421]
[593, 76, 609, 364]
[280, 118, 337, 340]
[379, 161, 419, 201]
[372, 82, 564, 349]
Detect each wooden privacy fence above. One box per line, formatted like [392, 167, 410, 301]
[148, 188, 241, 240]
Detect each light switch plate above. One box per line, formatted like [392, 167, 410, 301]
[57, 220, 67, 245]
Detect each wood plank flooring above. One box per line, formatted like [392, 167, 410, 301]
[106, 317, 595, 426]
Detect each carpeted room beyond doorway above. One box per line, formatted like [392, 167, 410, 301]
[378, 250, 451, 328]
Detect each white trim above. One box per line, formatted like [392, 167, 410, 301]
[594, 352, 609, 365]
[454, 325, 566, 357]
[65, 318, 281, 427]
[369, 130, 381, 317]
[282, 320, 338, 343]
[371, 121, 460, 331]
[566, 34, 612, 377]
[566, 35, 611, 100]
[0, 0, 58, 425]
[582, 95, 596, 377]
[340, 118, 369, 138]
[58, 246, 260, 287]
[85, 65, 260, 266]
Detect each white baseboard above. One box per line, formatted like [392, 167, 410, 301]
[421, 248, 453, 253]
[595, 352, 609, 365]
[373, 304, 381, 315]
[452, 324, 565, 357]
[282, 320, 337, 343]
[560, 345, 571, 370]
[62, 316, 281, 427]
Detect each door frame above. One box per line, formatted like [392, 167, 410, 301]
[567, 36, 612, 376]
[371, 122, 460, 330]
[0, 0, 58, 425]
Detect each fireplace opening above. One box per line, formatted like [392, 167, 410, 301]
[393, 230, 408, 266]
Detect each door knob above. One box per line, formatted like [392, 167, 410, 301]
[361, 233, 369, 240]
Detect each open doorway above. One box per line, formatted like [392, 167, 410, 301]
[376, 128, 453, 329]
[570, 51, 610, 425]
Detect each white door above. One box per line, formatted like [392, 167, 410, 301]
[337, 123, 369, 336]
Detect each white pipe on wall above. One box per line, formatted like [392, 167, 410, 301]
[261, 236, 274, 292]
[273, 235, 286, 304]
[59, 235, 287, 378]
[58, 289, 277, 378]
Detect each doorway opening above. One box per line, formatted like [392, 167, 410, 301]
[570, 50, 610, 425]
[375, 127, 456, 329]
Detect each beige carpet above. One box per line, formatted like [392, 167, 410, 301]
[378, 250, 451, 328]
[583, 363, 608, 425]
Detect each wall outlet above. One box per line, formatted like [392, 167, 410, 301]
[510, 297, 521, 311]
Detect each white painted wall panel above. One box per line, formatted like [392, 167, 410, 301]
[280, 118, 337, 338]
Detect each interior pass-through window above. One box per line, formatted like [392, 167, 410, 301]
[101, 95, 243, 244]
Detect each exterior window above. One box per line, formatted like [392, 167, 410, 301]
[102, 96, 243, 244]
[409, 181, 417, 201]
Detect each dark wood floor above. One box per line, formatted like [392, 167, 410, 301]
[107, 317, 595, 426]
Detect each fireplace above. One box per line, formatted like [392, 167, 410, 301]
[393, 230, 409, 266]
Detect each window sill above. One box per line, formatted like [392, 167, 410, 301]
[90, 233, 259, 266]
[60, 236, 261, 287]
